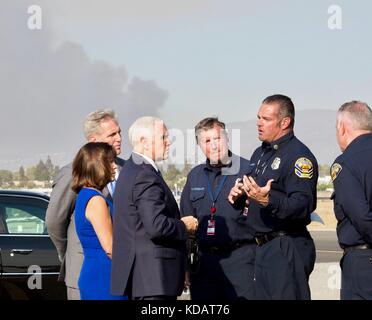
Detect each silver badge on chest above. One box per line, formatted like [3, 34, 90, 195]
[271, 157, 281, 170]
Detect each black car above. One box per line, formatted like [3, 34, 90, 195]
[0, 190, 66, 300]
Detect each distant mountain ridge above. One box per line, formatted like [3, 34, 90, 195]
[226, 109, 340, 165]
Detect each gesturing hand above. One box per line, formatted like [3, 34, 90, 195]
[228, 178, 244, 204]
[242, 176, 274, 207]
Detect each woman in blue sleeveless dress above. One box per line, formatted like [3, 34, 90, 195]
[72, 142, 127, 300]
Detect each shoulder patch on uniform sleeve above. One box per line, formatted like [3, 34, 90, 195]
[294, 157, 313, 179]
[331, 163, 342, 181]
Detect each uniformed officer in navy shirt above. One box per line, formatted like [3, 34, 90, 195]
[330, 100, 372, 300]
[229, 94, 318, 300]
[180, 117, 256, 300]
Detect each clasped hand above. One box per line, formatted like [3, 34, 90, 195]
[181, 216, 198, 235]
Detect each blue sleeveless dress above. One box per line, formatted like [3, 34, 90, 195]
[75, 188, 127, 300]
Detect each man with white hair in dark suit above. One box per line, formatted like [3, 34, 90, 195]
[111, 116, 198, 300]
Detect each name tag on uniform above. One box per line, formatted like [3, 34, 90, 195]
[207, 219, 215, 236]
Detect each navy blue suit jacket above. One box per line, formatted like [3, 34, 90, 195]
[111, 153, 188, 297]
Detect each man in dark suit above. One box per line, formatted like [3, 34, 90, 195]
[111, 116, 198, 300]
[46, 109, 124, 300]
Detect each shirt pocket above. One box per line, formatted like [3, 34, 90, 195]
[259, 168, 282, 192]
[266, 167, 282, 182]
[190, 188, 206, 202]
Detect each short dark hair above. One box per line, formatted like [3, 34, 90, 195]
[71, 142, 116, 193]
[194, 117, 226, 143]
[262, 94, 295, 128]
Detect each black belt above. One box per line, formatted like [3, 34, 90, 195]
[199, 239, 256, 254]
[343, 244, 372, 254]
[255, 231, 288, 246]
[254, 230, 309, 246]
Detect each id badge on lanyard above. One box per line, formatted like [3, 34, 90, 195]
[207, 219, 215, 236]
[207, 219, 216, 236]
[204, 171, 227, 237]
[207, 202, 216, 236]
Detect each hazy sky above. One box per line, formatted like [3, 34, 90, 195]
[1, 1, 372, 170]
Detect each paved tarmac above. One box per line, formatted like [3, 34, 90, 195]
[309, 261, 341, 300]
[309, 230, 342, 300]
[310, 230, 342, 263]
[181, 231, 343, 300]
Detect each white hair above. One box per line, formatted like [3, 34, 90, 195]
[337, 101, 372, 131]
[83, 109, 118, 140]
[128, 116, 164, 147]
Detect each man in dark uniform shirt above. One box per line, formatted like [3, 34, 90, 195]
[331, 100, 372, 300]
[180, 117, 256, 300]
[229, 94, 318, 300]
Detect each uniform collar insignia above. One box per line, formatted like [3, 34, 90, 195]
[269, 131, 294, 149]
